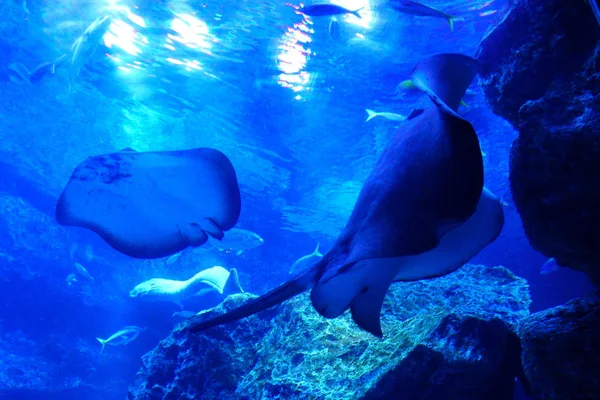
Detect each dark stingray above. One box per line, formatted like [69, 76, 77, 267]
[187, 53, 492, 337]
[56, 147, 241, 259]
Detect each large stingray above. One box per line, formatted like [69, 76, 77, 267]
[188, 53, 502, 337]
[56, 148, 241, 259]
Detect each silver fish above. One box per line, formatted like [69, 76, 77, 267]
[96, 326, 146, 354]
[290, 243, 324, 275]
[208, 228, 264, 256]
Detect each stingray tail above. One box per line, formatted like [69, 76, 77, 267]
[187, 266, 320, 334]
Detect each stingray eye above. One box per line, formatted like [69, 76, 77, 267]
[361, 286, 369, 294]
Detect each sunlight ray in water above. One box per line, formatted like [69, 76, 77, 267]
[276, 6, 313, 96]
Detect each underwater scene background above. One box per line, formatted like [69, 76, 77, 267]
[1, 0, 599, 398]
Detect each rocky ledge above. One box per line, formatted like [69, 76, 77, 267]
[476, 0, 600, 284]
[128, 264, 531, 400]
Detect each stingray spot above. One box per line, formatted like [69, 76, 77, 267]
[361, 286, 369, 294]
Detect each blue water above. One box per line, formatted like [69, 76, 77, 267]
[0, 0, 594, 398]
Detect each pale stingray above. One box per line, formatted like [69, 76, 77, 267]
[56, 148, 241, 259]
[188, 53, 502, 337]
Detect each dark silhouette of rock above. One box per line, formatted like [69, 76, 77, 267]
[518, 293, 600, 399]
[476, 0, 600, 284]
[129, 265, 530, 400]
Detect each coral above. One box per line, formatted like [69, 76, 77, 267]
[129, 264, 531, 400]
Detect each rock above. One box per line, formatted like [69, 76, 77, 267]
[0, 329, 128, 399]
[128, 264, 531, 400]
[475, 0, 600, 284]
[518, 293, 600, 399]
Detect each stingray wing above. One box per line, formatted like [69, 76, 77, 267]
[56, 148, 241, 259]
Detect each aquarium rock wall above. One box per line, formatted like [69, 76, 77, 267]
[476, 0, 600, 284]
[128, 264, 531, 400]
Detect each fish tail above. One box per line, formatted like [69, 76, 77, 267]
[447, 16, 455, 31]
[365, 109, 378, 122]
[314, 242, 323, 257]
[96, 337, 107, 354]
[352, 7, 364, 19]
[397, 79, 416, 90]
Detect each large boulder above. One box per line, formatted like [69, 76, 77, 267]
[476, 0, 600, 284]
[518, 293, 600, 399]
[129, 264, 531, 400]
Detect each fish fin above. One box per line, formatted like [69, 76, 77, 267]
[447, 16, 455, 31]
[365, 109, 378, 122]
[352, 7, 364, 19]
[314, 242, 322, 257]
[310, 259, 397, 337]
[406, 108, 425, 120]
[224, 268, 244, 295]
[349, 271, 393, 338]
[96, 337, 107, 354]
[460, 99, 469, 108]
[179, 223, 209, 247]
[187, 267, 319, 333]
[410, 53, 480, 113]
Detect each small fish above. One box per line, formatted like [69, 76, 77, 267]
[68, 243, 78, 259]
[84, 245, 94, 261]
[29, 54, 67, 83]
[328, 16, 340, 39]
[208, 228, 264, 256]
[96, 326, 146, 354]
[172, 310, 197, 320]
[540, 258, 560, 275]
[389, 0, 459, 31]
[365, 109, 407, 122]
[74, 262, 94, 281]
[289, 242, 324, 275]
[301, 4, 364, 19]
[66, 273, 78, 287]
[166, 252, 181, 265]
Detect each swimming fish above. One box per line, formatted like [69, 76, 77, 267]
[540, 258, 560, 275]
[187, 53, 503, 338]
[69, 243, 78, 259]
[389, 0, 459, 31]
[74, 262, 94, 281]
[129, 266, 244, 305]
[66, 273, 78, 287]
[55, 147, 241, 259]
[290, 243, 324, 275]
[328, 16, 340, 39]
[29, 54, 67, 83]
[166, 252, 181, 265]
[365, 109, 407, 122]
[69, 15, 113, 79]
[173, 310, 197, 320]
[301, 4, 364, 19]
[208, 228, 264, 256]
[96, 326, 146, 354]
